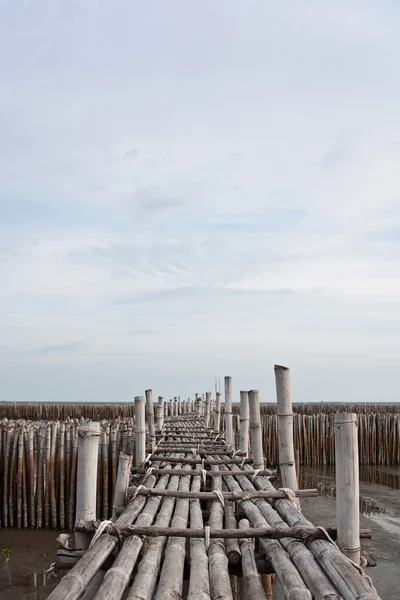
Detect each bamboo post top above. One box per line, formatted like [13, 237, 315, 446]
[48, 390, 382, 600]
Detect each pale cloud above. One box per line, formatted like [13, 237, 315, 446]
[0, 1, 400, 402]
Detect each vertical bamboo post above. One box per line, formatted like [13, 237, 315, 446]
[334, 413, 360, 565]
[112, 452, 132, 521]
[274, 365, 298, 490]
[205, 392, 211, 427]
[215, 392, 221, 432]
[135, 396, 146, 467]
[225, 376, 233, 446]
[157, 397, 164, 432]
[145, 389, 156, 452]
[248, 390, 264, 470]
[239, 391, 250, 455]
[59, 423, 65, 529]
[75, 420, 101, 550]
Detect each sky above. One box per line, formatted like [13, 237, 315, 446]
[1, 0, 400, 403]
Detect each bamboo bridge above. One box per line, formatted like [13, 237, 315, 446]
[46, 378, 382, 600]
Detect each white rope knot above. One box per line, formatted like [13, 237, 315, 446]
[241, 457, 246, 469]
[143, 454, 152, 466]
[143, 467, 153, 482]
[129, 484, 145, 503]
[201, 469, 207, 486]
[232, 449, 240, 457]
[251, 469, 260, 483]
[192, 448, 196, 458]
[204, 525, 211, 552]
[89, 520, 113, 548]
[213, 490, 225, 506]
[279, 487, 301, 511]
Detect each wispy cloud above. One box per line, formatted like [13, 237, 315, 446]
[1, 1, 400, 401]
[138, 198, 184, 214]
[36, 341, 87, 355]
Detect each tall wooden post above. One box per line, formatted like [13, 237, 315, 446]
[224, 376, 233, 446]
[135, 396, 146, 467]
[239, 391, 250, 454]
[248, 390, 264, 470]
[157, 396, 164, 432]
[215, 392, 221, 432]
[275, 365, 298, 490]
[75, 421, 100, 549]
[205, 392, 211, 427]
[145, 389, 156, 452]
[111, 452, 132, 521]
[334, 413, 360, 565]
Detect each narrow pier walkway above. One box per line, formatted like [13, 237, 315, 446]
[48, 414, 381, 600]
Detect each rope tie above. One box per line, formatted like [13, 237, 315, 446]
[241, 457, 246, 469]
[251, 469, 260, 483]
[191, 448, 196, 458]
[279, 487, 301, 512]
[204, 525, 211, 552]
[143, 454, 152, 466]
[201, 469, 207, 486]
[213, 490, 225, 506]
[143, 467, 154, 482]
[232, 449, 240, 457]
[89, 520, 113, 548]
[129, 484, 145, 502]
[315, 527, 377, 593]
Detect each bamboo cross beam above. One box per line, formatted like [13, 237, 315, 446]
[126, 487, 318, 501]
[74, 523, 372, 541]
[131, 468, 276, 478]
[145, 456, 253, 465]
[153, 448, 238, 455]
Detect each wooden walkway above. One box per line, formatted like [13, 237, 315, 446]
[47, 413, 381, 600]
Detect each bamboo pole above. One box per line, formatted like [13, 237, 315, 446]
[127, 487, 316, 501]
[112, 452, 132, 521]
[135, 396, 146, 466]
[187, 474, 211, 600]
[239, 391, 249, 455]
[17, 430, 24, 528]
[239, 519, 266, 600]
[68, 426, 78, 530]
[50, 422, 58, 528]
[102, 428, 109, 520]
[225, 376, 234, 446]
[44, 424, 51, 528]
[9, 426, 18, 527]
[205, 392, 211, 427]
[334, 413, 360, 565]
[59, 423, 66, 529]
[157, 396, 164, 432]
[75, 421, 101, 550]
[248, 390, 264, 470]
[111, 425, 118, 505]
[224, 501, 241, 564]
[3, 426, 11, 527]
[275, 365, 298, 490]
[145, 389, 156, 451]
[208, 463, 234, 600]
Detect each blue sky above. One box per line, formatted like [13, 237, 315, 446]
[1, 1, 400, 403]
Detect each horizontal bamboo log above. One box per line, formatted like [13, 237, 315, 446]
[127, 487, 318, 500]
[132, 468, 275, 478]
[147, 456, 252, 465]
[75, 523, 371, 540]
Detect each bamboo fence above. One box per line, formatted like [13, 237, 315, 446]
[0, 402, 398, 529]
[0, 418, 135, 529]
